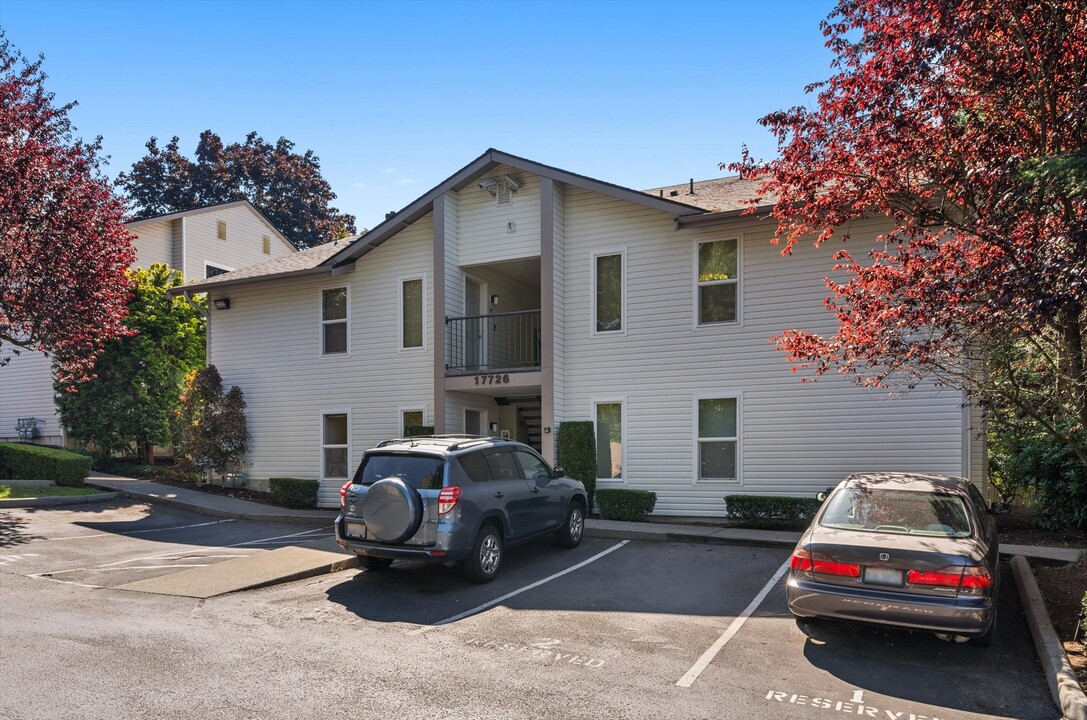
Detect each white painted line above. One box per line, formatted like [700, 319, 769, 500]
[406, 540, 630, 637]
[676, 559, 791, 688]
[30, 574, 101, 589]
[122, 519, 237, 535]
[94, 527, 328, 568]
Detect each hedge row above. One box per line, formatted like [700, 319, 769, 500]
[557, 421, 596, 512]
[0, 443, 92, 487]
[269, 477, 319, 508]
[724, 494, 823, 529]
[595, 488, 657, 522]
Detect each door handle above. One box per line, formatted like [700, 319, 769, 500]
[531, 488, 540, 494]
[494, 492, 504, 499]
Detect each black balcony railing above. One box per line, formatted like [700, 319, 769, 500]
[446, 310, 541, 375]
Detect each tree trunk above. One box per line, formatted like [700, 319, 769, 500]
[143, 443, 155, 466]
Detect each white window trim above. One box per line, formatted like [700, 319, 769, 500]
[399, 406, 428, 436]
[692, 392, 743, 485]
[320, 409, 352, 482]
[203, 261, 235, 279]
[398, 274, 427, 352]
[319, 284, 350, 358]
[590, 247, 627, 337]
[692, 235, 743, 329]
[592, 396, 627, 484]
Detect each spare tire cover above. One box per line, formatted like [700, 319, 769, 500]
[362, 477, 423, 544]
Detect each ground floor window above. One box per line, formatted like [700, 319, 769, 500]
[401, 408, 426, 435]
[697, 397, 738, 482]
[594, 401, 624, 480]
[322, 412, 349, 480]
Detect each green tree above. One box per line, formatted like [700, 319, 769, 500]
[56, 264, 205, 462]
[117, 130, 357, 249]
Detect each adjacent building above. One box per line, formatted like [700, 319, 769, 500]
[0, 200, 297, 447]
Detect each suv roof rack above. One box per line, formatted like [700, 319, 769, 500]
[375, 434, 504, 451]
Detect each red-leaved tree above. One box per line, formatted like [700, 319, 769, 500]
[730, 0, 1087, 466]
[0, 35, 135, 383]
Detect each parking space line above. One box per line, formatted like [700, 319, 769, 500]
[676, 559, 790, 688]
[406, 540, 630, 637]
[42, 519, 237, 542]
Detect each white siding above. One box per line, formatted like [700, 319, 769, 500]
[0, 351, 62, 445]
[184, 204, 294, 280]
[559, 187, 966, 516]
[457, 164, 541, 267]
[209, 216, 435, 507]
[132, 221, 173, 269]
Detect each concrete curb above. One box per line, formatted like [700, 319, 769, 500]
[1011, 555, 1087, 720]
[0, 491, 122, 509]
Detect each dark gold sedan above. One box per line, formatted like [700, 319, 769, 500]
[787, 472, 1007, 646]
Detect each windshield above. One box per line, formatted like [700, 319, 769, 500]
[354, 453, 445, 490]
[819, 488, 973, 537]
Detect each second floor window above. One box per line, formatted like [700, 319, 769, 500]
[593, 251, 624, 333]
[697, 239, 739, 324]
[322, 287, 348, 355]
[401, 277, 423, 349]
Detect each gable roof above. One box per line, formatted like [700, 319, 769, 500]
[322, 148, 709, 269]
[125, 199, 298, 254]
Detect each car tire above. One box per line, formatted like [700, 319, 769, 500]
[555, 500, 585, 549]
[463, 524, 503, 584]
[359, 556, 393, 572]
[970, 609, 997, 647]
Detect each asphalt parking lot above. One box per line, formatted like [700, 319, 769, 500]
[0, 500, 1059, 720]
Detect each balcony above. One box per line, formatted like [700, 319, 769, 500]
[446, 310, 541, 375]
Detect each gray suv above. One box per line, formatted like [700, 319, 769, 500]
[334, 435, 588, 583]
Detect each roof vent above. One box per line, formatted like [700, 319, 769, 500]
[386, 211, 396, 220]
[669, 190, 679, 197]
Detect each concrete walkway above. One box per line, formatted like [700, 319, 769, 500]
[14, 472, 1087, 715]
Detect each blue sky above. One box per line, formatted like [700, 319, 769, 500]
[1, 0, 837, 230]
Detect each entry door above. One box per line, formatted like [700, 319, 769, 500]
[465, 409, 483, 436]
[465, 277, 484, 369]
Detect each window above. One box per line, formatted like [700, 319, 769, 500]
[322, 413, 349, 480]
[593, 251, 624, 333]
[205, 264, 231, 279]
[400, 277, 424, 349]
[697, 239, 739, 324]
[514, 450, 551, 481]
[698, 397, 738, 482]
[262, 235, 271, 255]
[401, 409, 424, 435]
[594, 401, 623, 480]
[321, 287, 348, 355]
[217, 221, 227, 241]
[483, 449, 521, 481]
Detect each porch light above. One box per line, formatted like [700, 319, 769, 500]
[214, 298, 231, 310]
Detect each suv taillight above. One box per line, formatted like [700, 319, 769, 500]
[438, 486, 461, 515]
[339, 479, 353, 509]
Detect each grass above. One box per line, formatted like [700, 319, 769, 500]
[0, 483, 102, 499]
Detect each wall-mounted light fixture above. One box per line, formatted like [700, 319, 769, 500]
[214, 298, 231, 310]
[488, 421, 499, 434]
[490, 294, 500, 305]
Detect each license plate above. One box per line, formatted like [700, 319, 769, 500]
[345, 521, 367, 539]
[863, 567, 903, 586]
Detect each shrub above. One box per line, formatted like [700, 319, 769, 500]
[269, 477, 319, 509]
[0, 443, 92, 486]
[724, 494, 823, 529]
[990, 429, 1087, 529]
[595, 488, 656, 522]
[558, 421, 596, 511]
[176, 365, 249, 478]
[1082, 589, 1086, 638]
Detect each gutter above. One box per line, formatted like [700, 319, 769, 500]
[674, 203, 777, 229]
[167, 266, 332, 298]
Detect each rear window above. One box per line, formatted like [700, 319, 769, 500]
[819, 488, 973, 537]
[354, 453, 444, 490]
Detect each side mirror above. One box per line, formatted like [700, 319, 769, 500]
[816, 491, 829, 502]
[990, 502, 1011, 515]
[553, 466, 566, 478]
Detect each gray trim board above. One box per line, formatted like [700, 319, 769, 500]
[674, 204, 777, 227]
[540, 177, 556, 464]
[433, 194, 447, 435]
[171, 266, 331, 297]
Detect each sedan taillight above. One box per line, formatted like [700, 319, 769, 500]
[790, 548, 861, 578]
[907, 565, 992, 590]
[438, 486, 461, 515]
[339, 479, 353, 510]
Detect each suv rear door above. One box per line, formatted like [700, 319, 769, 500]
[480, 447, 536, 540]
